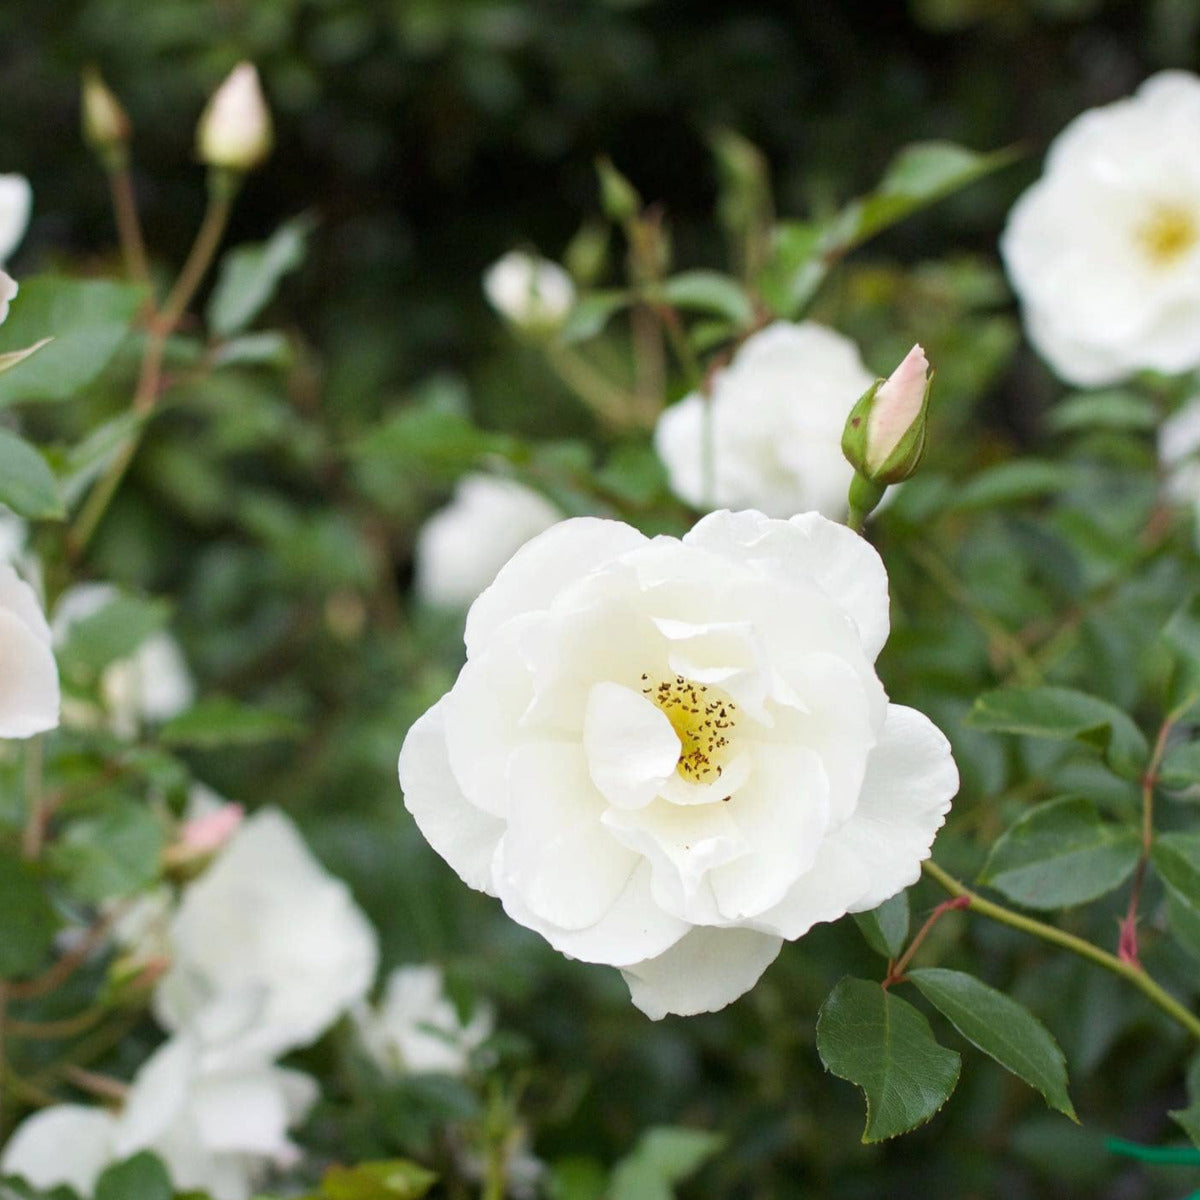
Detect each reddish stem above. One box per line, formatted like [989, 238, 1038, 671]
[882, 895, 970, 989]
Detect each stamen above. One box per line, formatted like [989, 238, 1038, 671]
[1137, 202, 1198, 267]
[642, 673, 738, 784]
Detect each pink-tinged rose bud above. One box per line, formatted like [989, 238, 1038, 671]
[196, 63, 273, 172]
[163, 803, 243, 872]
[865, 344, 930, 474]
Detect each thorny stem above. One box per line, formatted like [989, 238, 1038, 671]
[922, 859, 1200, 1043]
[68, 189, 234, 558]
[882, 895, 970, 988]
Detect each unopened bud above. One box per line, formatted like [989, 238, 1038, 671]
[842, 344, 933, 486]
[564, 219, 609, 286]
[596, 157, 641, 226]
[483, 250, 576, 333]
[82, 68, 132, 166]
[162, 801, 243, 876]
[197, 62, 273, 173]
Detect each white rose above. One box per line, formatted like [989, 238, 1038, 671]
[653, 322, 874, 519]
[353, 965, 493, 1076]
[398, 509, 958, 1019]
[0, 176, 31, 266]
[53, 583, 195, 738]
[0, 269, 17, 325]
[1, 1025, 317, 1200]
[154, 807, 379, 1062]
[1001, 71, 1200, 387]
[415, 474, 562, 609]
[0, 562, 59, 738]
[483, 251, 576, 329]
[1160, 396, 1200, 512]
[197, 63, 272, 172]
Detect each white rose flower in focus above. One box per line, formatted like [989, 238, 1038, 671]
[1002, 71, 1200, 386]
[354, 965, 493, 1076]
[653, 322, 875, 518]
[153, 807, 379, 1062]
[53, 583, 195, 738]
[398, 509, 958, 1019]
[415, 474, 562, 609]
[483, 251, 575, 330]
[0, 176, 31, 266]
[0, 563, 59, 738]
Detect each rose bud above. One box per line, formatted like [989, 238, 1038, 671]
[483, 250, 576, 333]
[81, 68, 132, 165]
[196, 62, 273, 173]
[842, 344, 933, 487]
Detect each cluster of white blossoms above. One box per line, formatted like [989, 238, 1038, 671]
[1002, 71, 1200, 387]
[653, 322, 876, 520]
[415, 473, 563, 609]
[399, 508, 958, 1019]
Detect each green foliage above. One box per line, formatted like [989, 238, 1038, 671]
[94, 1154, 172, 1200]
[608, 1127, 724, 1200]
[0, 854, 59, 977]
[852, 891, 911, 959]
[0, 428, 63, 519]
[46, 798, 164, 903]
[158, 696, 302, 747]
[817, 977, 961, 1141]
[317, 1161, 438, 1200]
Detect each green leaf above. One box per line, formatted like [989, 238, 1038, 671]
[0, 853, 58, 978]
[47, 800, 165, 904]
[966, 686, 1149, 778]
[0, 428, 63, 519]
[1151, 834, 1200, 957]
[609, 1127, 724, 1200]
[57, 593, 171, 682]
[949, 460, 1080, 512]
[907, 968, 1076, 1119]
[655, 271, 755, 326]
[1048, 391, 1160, 434]
[352, 407, 517, 481]
[56, 410, 148, 508]
[816, 976, 961, 1142]
[160, 696, 303, 748]
[320, 1160, 438, 1200]
[0, 276, 145, 407]
[208, 214, 315, 337]
[559, 290, 630, 344]
[979, 797, 1140, 910]
[1160, 741, 1200, 791]
[95, 1154, 172, 1200]
[852, 891, 910, 959]
[1171, 1101, 1200, 1149]
[1162, 595, 1200, 715]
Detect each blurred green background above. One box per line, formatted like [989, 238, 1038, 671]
[5, 1, 1200, 1196]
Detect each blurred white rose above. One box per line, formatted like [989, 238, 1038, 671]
[1002, 71, 1200, 386]
[0, 269, 17, 325]
[0, 176, 31, 265]
[2, 1024, 317, 1200]
[197, 63, 273, 172]
[109, 884, 175, 962]
[653, 322, 874, 518]
[398, 509, 958, 1019]
[354, 965, 493, 1077]
[0, 562, 59, 738]
[415, 474, 562, 609]
[0, 504, 28, 566]
[483, 250, 575, 330]
[53, 582, 195, 738]
[154, 807, 379, 1062]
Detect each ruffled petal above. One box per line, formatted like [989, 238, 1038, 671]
[583, 682, 680, 810]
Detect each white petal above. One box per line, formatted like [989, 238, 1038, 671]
[684, 509, 891, 661]
[583, 681, 680, 809]
[751, 837, 872, 939]
[0, 175, 31, 265]
[464, 517, 646, 656]
[834, 703, 958, 912]
[115, 1034, 197, 1154]
[0, 607, 60, 737]
[500, 859, 689, 967]
[0, 562, 51, 644]
[652, 394, 709, 510]
[1, 1106, 118, 1194]
[399, 698, 505, 895]
[498, 741, 638, 929]
[190, 1068, 299, 1155]
[621, 925, 783, 1019]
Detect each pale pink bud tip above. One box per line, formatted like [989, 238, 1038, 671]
[179, 803, 244, 856]
[865, 343, 930, 473]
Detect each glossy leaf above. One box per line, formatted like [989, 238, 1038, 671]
[979, 797, 1139, 910]
[852, 890, 910, 959]
[817, 976, 960, 1142]
[0, 427, 63, 518]
[160, 696, 303, 747]
[208, 214, 315, 337]
[95, 1154, 172, 1200]
[47, 800, 165, 903]
[908, 968, 1076, 1119]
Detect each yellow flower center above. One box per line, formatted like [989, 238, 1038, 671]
[641, 674, 738, 784]
[1137, 202, 1198, 267]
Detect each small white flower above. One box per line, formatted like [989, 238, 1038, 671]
[354, 965, 493, 1077]
[0, 562, 59, 738]
[1, 1028, 317, 1200]
[398, 509, 958, 1019]
[1002, 71, 1200, 386]
[153, 807, 379, 1062]
[53, 583, 195, 738]
[483, 251, 576, 330]
[197, 63, 273, 172]
[654, 322, 875, 519]
[415, 474, 562, 609]
[0, 176, 31, 266]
